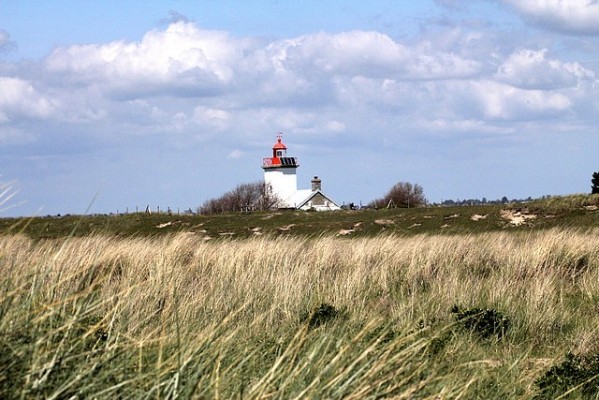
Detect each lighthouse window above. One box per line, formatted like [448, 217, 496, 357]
[276, 150, 284, 157]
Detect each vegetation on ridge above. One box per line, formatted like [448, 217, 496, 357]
[1, 193, 599, 240]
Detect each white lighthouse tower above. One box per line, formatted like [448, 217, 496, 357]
[262, 133, 341, 211]
[262, 133, 298, 206]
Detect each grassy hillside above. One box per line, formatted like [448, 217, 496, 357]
[1, 194, 599, 398]
[2, 194, 599, 240]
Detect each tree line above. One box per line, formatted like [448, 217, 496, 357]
[199, 182, 280, 215]
[198, 171, 599, 215]
[199, 180, 427, 214]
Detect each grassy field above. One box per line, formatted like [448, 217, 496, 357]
[2, 193, 599, 240]
[1, 195, 599, 398]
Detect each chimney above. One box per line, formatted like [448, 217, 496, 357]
[311, 176, 321, 191]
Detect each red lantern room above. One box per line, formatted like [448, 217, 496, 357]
[262, 132, 298, 169]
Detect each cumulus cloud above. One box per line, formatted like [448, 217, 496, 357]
[495, 48, 595, 89]
[0, 77, 55, 122]
[471, 80, 572, 120]
[504, 0, 599, 35]
[263, 30, 480, 82]
[192, 106, 231, 131]
[0, 19, 595, 146]
[41, 22, 484, 106]
[275, 31, 409, 77]
[44, 21, 243, 98]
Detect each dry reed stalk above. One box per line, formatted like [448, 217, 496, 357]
[1, 229, 599, 336]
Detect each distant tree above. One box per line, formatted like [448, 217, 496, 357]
[592, 172, 599, 194]
[369, 181, 426, 208]
[199, 182, 280, 215]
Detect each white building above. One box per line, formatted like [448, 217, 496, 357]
[262, 133, 341, 211]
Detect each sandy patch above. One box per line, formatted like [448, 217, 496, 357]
[278, 224, 296, 231]
[375, 219, 394, 225]
[157, 221, 173, 228]
[500, 210, 537, 226]
[470, 214, 487, 221]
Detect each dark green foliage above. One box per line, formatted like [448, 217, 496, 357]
[535, 352, 599, 399]
[450, 305, 510, 340]
[592, 172, 599, 195]
[0, 330, 32, 399]
[301, 303, 340, 329]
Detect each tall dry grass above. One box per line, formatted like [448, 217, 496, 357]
[2, 229, 599, 398]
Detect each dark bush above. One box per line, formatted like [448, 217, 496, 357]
[369, 181, 426, 209]
[199, 181, 280, 215]
[0, 331, 31, 399]
[451, 305, 510, 340]
[535, 352, 599, 399]
[301, 303, 340, 330]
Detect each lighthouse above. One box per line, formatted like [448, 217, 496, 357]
[262, 133, 299, 205]
[262, 133, 341, 211]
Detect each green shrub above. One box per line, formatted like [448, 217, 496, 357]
[535, 352, 599, 399]
[302, 303, 341, 329]
[450, 305, 510, 340]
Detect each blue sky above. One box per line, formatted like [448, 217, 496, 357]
[1, 0, 599, 216]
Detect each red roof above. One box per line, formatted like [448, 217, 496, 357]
[273, 137, 287, 150]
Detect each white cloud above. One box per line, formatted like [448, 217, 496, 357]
[470, 80, 572, 120]
[0, 77, 54, 122]
[262, 30, 480, 81]
[3, 19, 596, 145]
[192, 106, 231, 131]
[495, 48, 595, 89]
[44, 21, 243, 98]
[281, 31, 409, 76]
[504, 0, 599, 35]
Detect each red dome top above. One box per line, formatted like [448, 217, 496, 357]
[273, 136, 287, 150]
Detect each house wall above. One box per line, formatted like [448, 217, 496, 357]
[310, 192, 327, 206]
[298, 192, 342, 211]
